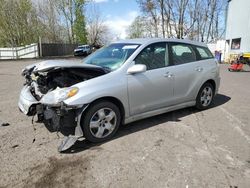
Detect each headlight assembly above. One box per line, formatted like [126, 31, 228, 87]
[40, 87, 79, 105]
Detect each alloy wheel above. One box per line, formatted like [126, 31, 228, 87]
[200, 86, 213, 107]
[89, 108, 117, 138]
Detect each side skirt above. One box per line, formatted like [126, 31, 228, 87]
[124, 101, 196, 124]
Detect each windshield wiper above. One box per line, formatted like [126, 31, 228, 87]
[100, 66, 112, 72]
[85, 61, 112, 73]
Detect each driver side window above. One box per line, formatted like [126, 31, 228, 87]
[134, 42, 168, 70]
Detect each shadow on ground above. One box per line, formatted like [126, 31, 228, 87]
[62, 94, 231, 154]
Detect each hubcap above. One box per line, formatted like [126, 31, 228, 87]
[200, 87, 213, 107]
[89, 108, 117, 138]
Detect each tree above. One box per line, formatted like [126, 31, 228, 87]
[74, 0, 88, 44]
[159, 0, 165, 38]
[86, 5, 110, 46]
[137, 0, 159, 37]
[36, 0, 63, 43]
[0, 0, 42, 47]
[55, 0, 87, 44]
[134, 0, 227, 42]
[127, 16, 146, 38]
[176, 0, 189, 39]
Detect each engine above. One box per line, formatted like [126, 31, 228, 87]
[22, 66, 107, 100]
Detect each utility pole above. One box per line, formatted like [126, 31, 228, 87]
[39, 36, 42, 57]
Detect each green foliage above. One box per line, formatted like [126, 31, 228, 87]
[0, 0, 89, 47]
[0, 0, 42, 47]
[74, 0, 88, 44]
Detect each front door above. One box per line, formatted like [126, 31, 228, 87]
[127, 42, 174, 116]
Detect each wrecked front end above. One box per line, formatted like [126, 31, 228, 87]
[18, 61, 108, 151]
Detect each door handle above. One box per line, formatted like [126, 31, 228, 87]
[195, 67, 203, 72]
[164, 72, 173, 78]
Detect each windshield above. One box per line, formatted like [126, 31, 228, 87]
[84, 43, 140, 71]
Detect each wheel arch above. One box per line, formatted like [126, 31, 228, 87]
[195, 79, 216, 100]
[203, 79, 216, 92]
[195, 79, 216, 110]
[82, 96, 126, 124]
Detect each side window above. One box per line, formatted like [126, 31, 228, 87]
[195, 46, 214, 60]
[171, 44, 196, 65]
[135, 42, 169, 70]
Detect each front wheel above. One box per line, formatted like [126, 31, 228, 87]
[196, 83, 214, 110]
[81, 101, 121, 143]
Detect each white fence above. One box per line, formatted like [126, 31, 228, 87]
[0, 43, 39, 60]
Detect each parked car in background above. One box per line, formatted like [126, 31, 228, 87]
[18, 38, 220, 151]
[74, 45, 91, 56]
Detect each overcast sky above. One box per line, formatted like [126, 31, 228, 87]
[89, 0, 140, 39]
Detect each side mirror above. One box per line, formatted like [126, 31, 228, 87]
[127, 64, 147, 74]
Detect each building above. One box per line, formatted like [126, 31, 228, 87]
[207, 40, 226, 63]
[225, 0, 250, 57]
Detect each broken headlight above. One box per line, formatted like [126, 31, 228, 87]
[40, 87, 79, 105]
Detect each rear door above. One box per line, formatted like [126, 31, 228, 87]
[168, 43, 205, 104]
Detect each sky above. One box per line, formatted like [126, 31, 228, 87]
[87, 0, 140, 39]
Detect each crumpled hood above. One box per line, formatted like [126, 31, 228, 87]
[24, 59, 103, 73]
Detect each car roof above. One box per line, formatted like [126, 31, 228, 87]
[78, 45, 89, 47]
[113, 38, 207, 47]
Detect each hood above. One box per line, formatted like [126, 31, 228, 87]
[24, 60, 106, 73]
[22, 59, 110, 99]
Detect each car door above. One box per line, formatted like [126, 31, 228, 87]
[127, 42, 175, 116]
[168, 42, 205, 104]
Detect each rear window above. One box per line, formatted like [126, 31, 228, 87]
[195, 46, 214, 60]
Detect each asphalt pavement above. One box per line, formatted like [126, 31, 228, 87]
[0, 59, 249, 188]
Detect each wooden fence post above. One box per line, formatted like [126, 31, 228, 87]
[16, 47, 18, 59]
[39, 36, 42, 57]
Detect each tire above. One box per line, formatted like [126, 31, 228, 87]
[195, 82, 214, 110]
[81, 101, 121, 143]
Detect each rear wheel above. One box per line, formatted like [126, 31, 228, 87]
[81, 101, 121, 143]
[196, 82, 214, 110]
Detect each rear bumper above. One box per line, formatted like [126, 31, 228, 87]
[18, 86, 38, 115]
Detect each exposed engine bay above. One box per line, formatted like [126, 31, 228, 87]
[22, 66, 107, 100]
[20, 62, 109, 146]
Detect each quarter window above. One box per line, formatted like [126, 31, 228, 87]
[195, 46, 214, 60]
[135, 42, 169, 70]
[170, 44, 196, 65]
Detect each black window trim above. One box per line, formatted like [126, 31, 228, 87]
[133, 42, 170, 71]
[192, 45, 214, 61]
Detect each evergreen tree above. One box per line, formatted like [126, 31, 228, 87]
[74, 0, 87, 44]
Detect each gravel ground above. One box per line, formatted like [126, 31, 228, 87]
[0, 59, 249, 188]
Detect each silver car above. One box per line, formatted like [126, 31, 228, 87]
[18, 38, 220, 151]
[74, 45, 91, 56]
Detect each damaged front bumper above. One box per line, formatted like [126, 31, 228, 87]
[18, 86, 88, 152]
[18, 85, 38, 115]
